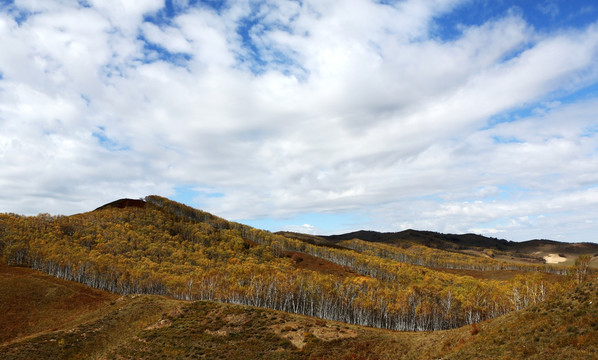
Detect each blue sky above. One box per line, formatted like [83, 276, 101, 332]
[1, 0, 598, 242]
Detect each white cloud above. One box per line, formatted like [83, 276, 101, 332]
[1, 0, 598, 242]
[281, 223, 318, 235]
[140, 22, 192, 55]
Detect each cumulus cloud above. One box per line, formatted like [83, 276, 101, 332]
[281, 223, 318, 235]
[1, 0, 597, 242]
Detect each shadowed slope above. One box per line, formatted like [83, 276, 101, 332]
[0, 264, 117, 344]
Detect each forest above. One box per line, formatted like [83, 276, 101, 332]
[0, 196, 584, 331]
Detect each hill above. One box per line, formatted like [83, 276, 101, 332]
[321, 229, 598, 268]
[3, 196, 583, 332]
[324, 229, 513, 250]
[2, 196, 595, 331]
[93, 198, 147, 211]
[1, 263, 596, 359]
[0, 263, 116, 344]
[444, 274, 598, 359]
[0, 264, 182, 359]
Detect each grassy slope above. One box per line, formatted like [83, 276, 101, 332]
[2, 265, 597, 359]
[445, 276, 598, 360]
[0, 264, 117, 344]
[0, 265, 180, 359]
[0, 265, 464, 359]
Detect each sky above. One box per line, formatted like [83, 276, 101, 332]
[1, 0, 598, 242]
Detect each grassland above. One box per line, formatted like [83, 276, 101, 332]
[2, 264, 597, 359]
[444, 275, 598, 359]
[0, 264, 117, 344]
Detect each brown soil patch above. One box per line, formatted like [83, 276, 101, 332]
[271, 319, 357, 349]
[225, 313, 250, 326]
[205, 328, 230, 336]
[0, 264, 117, 344]
[204, 324, 244, 337]
[285, 252, 357, 277]
[145, 318, 173, 330]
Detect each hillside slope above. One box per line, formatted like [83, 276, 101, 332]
[445, 275, 598, 359]
[323, 229, 598, 268]
[0, 196, 581, 332]
[0, 264, 181, 358]
[0, 264, 116, 344]
[1, 265, 597, 359]
[0, 265, 459, 359]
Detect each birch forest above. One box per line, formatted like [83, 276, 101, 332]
[0, 196, 574, 331]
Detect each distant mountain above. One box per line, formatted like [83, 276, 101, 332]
[324, 229, 525, 250]
[320, 229, 598, 267]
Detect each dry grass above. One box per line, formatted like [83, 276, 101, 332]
[2, 264, 597, 360]
[444, 276, 598, 359]
[0, 264, 117, 344]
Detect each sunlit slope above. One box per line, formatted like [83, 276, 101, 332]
[0, 196, 574, 332]
[1, 264, 596, 360]
[444, 275, 598, 360]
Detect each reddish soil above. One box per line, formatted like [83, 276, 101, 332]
[285, 252, 357, 277]
[94, 198, 146, 211]
[0, 264, 117, 344]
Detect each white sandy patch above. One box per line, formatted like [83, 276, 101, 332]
[544, 253, 567, 264]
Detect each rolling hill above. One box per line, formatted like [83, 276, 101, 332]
[1, 195, 597, 358]
[0, 262, 596, 359]
[319, 229, 598, 268]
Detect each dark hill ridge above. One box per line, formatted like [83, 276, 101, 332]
[324, 230, 514, 250]
[94, 198, 146, 211]
[323, 229, 598, 253]
[320, 229, 598, 269]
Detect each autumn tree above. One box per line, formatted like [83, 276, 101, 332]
[574, 254, 591, 284]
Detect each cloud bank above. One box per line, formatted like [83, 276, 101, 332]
[1, 0, 597, 242]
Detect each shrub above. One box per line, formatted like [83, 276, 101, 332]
[471, 323, 479, 336]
